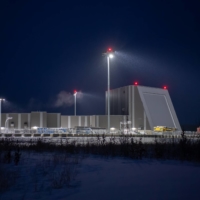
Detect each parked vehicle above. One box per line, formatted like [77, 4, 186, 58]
[154, 126, 176, 132]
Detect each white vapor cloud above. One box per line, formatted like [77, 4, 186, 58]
[54, 91, 74, 107]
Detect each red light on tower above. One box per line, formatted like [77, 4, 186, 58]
[108, 48, 112, 52]
[134, 82, 138, 85]
[163, 86, 167, 89]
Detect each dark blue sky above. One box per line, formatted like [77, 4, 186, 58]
[0, 0, 200, 125]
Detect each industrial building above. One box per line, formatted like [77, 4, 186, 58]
[1, 85, 181, 131]
[106, 85, 181, 131]
[1, 112, 126, 130]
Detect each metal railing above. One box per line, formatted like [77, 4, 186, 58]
[0, 128, 199, 138]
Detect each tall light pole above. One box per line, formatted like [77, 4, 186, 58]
[74, 90, 77, 116]
[104, 48, 114, 134]
[0, 98, 5, 134]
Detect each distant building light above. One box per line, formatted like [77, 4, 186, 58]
[32, 126, 38, 130]
[163, 86, 167, 89]
[134, 82, 138, 85]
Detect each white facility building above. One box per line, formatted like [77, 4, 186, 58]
[1, 85, 181, 131]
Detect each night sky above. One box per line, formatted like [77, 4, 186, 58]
[0, 0, 200, 126]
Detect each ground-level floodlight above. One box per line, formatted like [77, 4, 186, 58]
[74, 90, 77, 116]
[32, 126, 38, 130]
[0, 98, 5, 134]
[103, 48, 115, 134]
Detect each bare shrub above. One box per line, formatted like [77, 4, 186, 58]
[14, 149, 21, 165]
[3, 150, 12, 164]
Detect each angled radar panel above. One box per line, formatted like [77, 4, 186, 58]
[137, 86, 181, 131]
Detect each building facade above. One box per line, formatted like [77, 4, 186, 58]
[106, 85, 181, 130]
[1, 85, 181, 131]
[1, 112, 126, 130]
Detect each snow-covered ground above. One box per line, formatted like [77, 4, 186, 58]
[0, 152, 200, 200]
[0, 136, 180, 145]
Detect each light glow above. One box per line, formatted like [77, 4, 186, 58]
[109, 54, 114, 58]
[32, 126, 38, 130]
[134, 82, 138, 85]
[163, 86, 167, 89]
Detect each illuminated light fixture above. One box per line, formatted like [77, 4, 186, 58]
[163, 86, 167, 89]
[132, 127, 136, 130]
[110, 127, 115, 130]
[109, 54, 114, 58]
[32, 126, 38, 130]
[134, 82, 138, 85]
[107, 48, 114, 58]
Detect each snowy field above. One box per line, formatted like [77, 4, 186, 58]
[0, 152, 200, 200]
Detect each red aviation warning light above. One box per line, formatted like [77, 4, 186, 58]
[106, 48, 114, 58]
[107, 48, 113, 53]
[163, 86, 167, 89]
[134, 82, 138, 85]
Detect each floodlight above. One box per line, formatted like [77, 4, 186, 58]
[109, 54, 114, 58]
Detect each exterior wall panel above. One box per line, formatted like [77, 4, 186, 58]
[47, 113, 60, 128]
[61, 116, 68, 128]
[21, 113, 29, 129]
[70, 116, 79, 128]
[134, 87, 145, 129]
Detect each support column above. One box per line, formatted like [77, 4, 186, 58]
[144, 111, 146, 134]
[107, 56, 110, 134]
[57, 114, 60, 128]
[18, 114, 21, 129]
[78, 116, 81, 126]
[128, 86, 132, 127]
[40, 112, 43, 127]
[96, 116, 99, 127]
[68, 116, 71, 128]
[90, 116, 93, 127]
[85, 116, 87, 127]
[0, 101, 1, 133]
[28, 114, 31, 129]
[131, 86, 135, 128]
